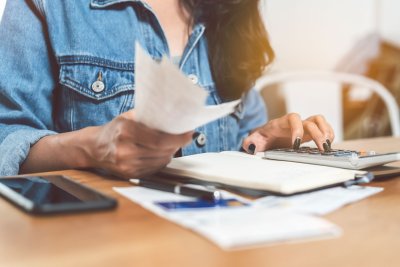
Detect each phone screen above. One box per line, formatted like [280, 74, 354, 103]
[0, 175, 117, 214]
[0, 176, 82, 205]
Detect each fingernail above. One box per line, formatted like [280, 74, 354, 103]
[248, 144, 256, 155]
[293, 137, 301, 150]
[323, 142, 330, 152]
[326, 139, 331, 149]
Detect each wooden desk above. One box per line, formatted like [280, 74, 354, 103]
[1, 137, 399, 267]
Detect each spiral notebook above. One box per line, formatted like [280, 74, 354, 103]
[161, 151, 370, 195]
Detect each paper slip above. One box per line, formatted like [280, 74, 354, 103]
[253, 185, 383, 215]
[134, 43, 240, 134]
[114, 186, 341, 250]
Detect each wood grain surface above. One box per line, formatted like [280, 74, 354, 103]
[1, 137, 399, 267]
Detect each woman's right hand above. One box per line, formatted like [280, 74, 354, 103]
[87, 110, 193, 179]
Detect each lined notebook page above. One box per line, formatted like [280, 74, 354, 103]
[163, 152, 366, 194]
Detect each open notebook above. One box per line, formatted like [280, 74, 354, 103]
[161, 152, 370, 195]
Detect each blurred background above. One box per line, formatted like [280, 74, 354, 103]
[1, 0, 399, 141]
[260, 0, 400, 141]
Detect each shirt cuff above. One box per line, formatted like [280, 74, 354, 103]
[0, 129, 57, 176]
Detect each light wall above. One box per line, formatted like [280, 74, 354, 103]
[262, 0, 377, 71]
[380, 0, 400, 45]
[262, 0, 400, 71]
[260, 0, 400, 141]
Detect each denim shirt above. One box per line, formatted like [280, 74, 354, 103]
[0, 0, 267, 176]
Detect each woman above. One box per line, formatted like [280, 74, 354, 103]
[0, 0, 334, 178]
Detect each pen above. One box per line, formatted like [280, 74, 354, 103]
[129, 178, 222, 201]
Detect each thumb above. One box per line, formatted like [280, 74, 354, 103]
[242, 130, 273, 154]
[120, 109, 136, 120]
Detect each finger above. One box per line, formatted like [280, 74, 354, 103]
[262, 113, 304, 148]
[118, 110, 194, 150]
[303, 120, 328, 151]
[286, 113, 304, 148]
[306, 115, 335, 145]
[261, 113, 304, 147]
[242, 130, 272, 154]
[133, 123, 194, 150]
[137, 147, 178, 160]
[113, 153, 173, 179]
[136, 156, 172, 173]
[244, 113, 305, 152]
[119, 109, 136, 120]
[117, 141, 177, 161]
[259, 113, 304, 138]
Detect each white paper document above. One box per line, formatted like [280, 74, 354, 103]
[163, 152, 366, 194]
[253, 185, 383, 215]
[134, 43, 240, 134]
[114, 186, 341, 250]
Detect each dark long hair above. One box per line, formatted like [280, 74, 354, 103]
[180, 0, 274, 101]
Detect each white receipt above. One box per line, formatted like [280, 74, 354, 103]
[134, 43, 240, 134]
[114, 186, 341, 250]
[253, 185, 383, 215]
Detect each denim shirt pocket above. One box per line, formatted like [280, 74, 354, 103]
[57, 56, 135, 131]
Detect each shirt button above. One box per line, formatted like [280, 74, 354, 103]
[194, 132, 206, 147]
[91, 80, 105, 93]
[188, 74, 198, 85]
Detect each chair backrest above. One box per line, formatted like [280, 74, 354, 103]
[254, 70, 400, 142]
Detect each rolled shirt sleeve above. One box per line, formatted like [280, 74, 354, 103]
[0, 127, 56, 176]
[0, 0, 57, 176]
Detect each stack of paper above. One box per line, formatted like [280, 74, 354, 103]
[163, 151, 367, 194]
[114, 186, 341, 250]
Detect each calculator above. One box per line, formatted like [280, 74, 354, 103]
[263, 147, 400, 170]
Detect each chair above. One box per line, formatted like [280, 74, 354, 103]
[254, 70, 400, 142]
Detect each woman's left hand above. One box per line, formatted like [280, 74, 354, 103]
[242, 113, 335, 154]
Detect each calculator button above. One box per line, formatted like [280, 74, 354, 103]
[283, 148, 295, 152]
[297, 150, 309, 153]
[321, 152, 336, 156]
[334, 153, 351, 157]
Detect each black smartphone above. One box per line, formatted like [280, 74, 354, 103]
[0, 175, 117, 215]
